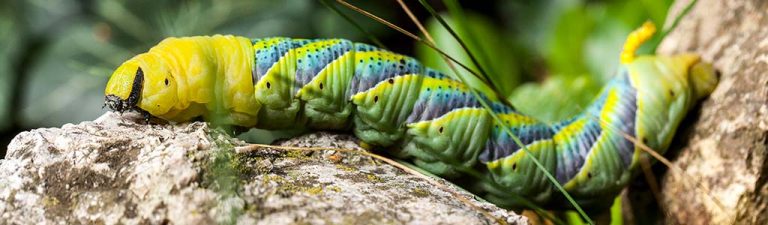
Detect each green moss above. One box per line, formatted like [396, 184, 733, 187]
[366, 174, 382, 183]
[411, 188, 429, 198]
[201, 130, 245, 225]
[335, 164, 357, 172]
[305, 186, 324, 195]
[263, 173, 328, 196]
[283, 150, 310, 159]
[41, 196, 60, 207]
[262, 174, 286, 184]
[231, 153, 268, 176]
[286, 171, 302, 179]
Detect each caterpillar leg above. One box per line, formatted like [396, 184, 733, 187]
[349, 48, 425, 146]
[401, 101, 491, 177]
[481, 129, 558, 207]
[251, 38, 303, 129]
[295, 39, 357, 130]
[401, 108, 491, 177]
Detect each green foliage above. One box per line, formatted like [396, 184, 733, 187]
[509, 75, 601, 123]
[0, 5, 18, 130]
[21, 22, 124, 126]
[548, 6, 595, 77]
[407, 1, 675, 222]
[415, 13, 521, 97]
[412, 2, 594, 220]
[237, 128, 306, 146]
[413, 0, 674, 122]
[610, 196, 624, 225]
[546, 0, 673, 82]
[509, 0, 674, 121]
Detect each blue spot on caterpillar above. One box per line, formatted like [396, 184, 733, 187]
[103, 30, 718, 211]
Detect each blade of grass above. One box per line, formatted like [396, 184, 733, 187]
[573, 103, 726, 213]
[238, 141, 568, 224]
[392, 1, 592, 223]
[610, 196, 623, 225]
[564, 69, 726, 215]
[441, 0, 503, 92]
[415, 0, 519, 108]
[318, 0, 387, 48]
[650, 0, 698, 52]
[564, 109, 728, 221]
[638, 155, 663, 206]
[333, 0, 494, 91]
[408, 1, 518, 108]
[614, 126, 726, 211]
[416, 0, 495, 95]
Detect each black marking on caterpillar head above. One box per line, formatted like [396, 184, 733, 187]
[105, 67, 144, 113]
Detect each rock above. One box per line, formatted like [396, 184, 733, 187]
[631, 0, 768, 224]
[0, 112, 526, 225]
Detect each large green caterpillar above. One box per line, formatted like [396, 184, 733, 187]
[104, 22, 718, 210]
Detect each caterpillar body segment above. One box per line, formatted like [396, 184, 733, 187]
[554, 73, 639, 208]
[295, 39, 356, 130]
[481, 107, 559, 206]
[104, 27, 718, 209]
[399, 72, 494, 176]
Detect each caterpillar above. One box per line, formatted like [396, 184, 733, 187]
[103, 22, 718, 211]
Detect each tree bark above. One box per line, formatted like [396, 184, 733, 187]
[649, 0, 768, 224]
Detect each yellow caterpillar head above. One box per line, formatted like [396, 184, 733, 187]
[104, 51, 178, 116]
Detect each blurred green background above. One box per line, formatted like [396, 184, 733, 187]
[0, 0, 672, 158]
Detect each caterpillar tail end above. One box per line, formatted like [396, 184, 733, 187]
[620, 21, 657, 64]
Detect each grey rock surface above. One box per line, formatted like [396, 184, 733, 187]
[635, 0, 768, 224]
[0, 112, 526, 225]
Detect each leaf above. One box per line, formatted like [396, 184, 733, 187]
[509, 75, 600, 123]
[0, 12, 18, 130]
[415, 13, 521, 97]
[546, 6, 594, 78]
[20, 22, 115, 127]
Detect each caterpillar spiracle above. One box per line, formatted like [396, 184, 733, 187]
[104, 22, 718, 210]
